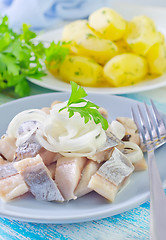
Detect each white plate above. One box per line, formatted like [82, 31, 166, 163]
[0, 93, 166, 223]
[28, 5, 166, 94]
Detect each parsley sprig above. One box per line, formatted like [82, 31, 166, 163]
[59, 82, 109, 130]
[0, 16, 46, 97]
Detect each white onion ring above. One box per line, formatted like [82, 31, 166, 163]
[109, 120, 125, 140]
[123, 141, 143, 163]
[7, 109, 47, 138]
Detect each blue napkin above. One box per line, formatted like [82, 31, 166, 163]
[0, 0, 110, 30]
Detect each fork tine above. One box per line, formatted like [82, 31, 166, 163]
[150, 99, 166, 137]
[137, 104, 151, 141]
[131, 106, 146, 144]
[131, 107, 141, 134]
[131, 107, 145, 143]
[144, 102, 158, 141]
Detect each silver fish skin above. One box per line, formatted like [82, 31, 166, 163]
[15, 135, 41, 161]
[0, 163, 18, 180]
[97, 148, 134, 186]
[22, 163, 64, 202]
[14, 155, 64, 202]
[88, 132, 124, 163]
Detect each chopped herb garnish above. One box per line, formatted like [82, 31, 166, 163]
[86, 33, 96, 39]
[59, 81, 109, 130]
[75, 72, 80, 75]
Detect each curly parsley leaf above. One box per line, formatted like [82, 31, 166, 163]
[59, 81, 109, 130]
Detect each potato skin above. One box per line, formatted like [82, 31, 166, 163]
[146, 43, 166, 75]
[52, 56, 104, 87]
[103, 53, 148, 87]
[125, 16, 161, 56]
[88, 7, 127, 41]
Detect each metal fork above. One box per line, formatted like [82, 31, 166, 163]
[131, 100, 166, 240]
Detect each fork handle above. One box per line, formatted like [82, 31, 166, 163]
[148, 150, 166, 240]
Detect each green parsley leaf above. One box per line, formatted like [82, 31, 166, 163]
[68, 81, 87, 105]
[20, 23, 36, 42]
[0, 33, 12, 51]
[59, 82, 109, 130]
[0, 53, 20, 75]
[14, 78, 30, 97]
[45, 41, 69, 68]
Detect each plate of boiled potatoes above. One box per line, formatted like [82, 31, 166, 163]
[29, 5, 166, 94]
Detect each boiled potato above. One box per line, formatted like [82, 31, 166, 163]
[125, 16, 161, 56]
[72, 36, 118, 65]
[46, 60, 59, 76]
[62, 20, 97, 42]
[157, 32, 165, 44]
[62, 20, 118, 65]
[57, 56, 104, 87]
[104, 53, 148, 87]
[88, 7, 127, 41]
[115, 39, 131, 54]
[146, 43, 166, 75]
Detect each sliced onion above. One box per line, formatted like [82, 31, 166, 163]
[122, 141, 143, 163]
[7, 109, 47, 138]
[109, 120, 125, 140]
[35, 132, 59, 153]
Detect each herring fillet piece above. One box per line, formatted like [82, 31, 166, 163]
[14, 155, 64, 202]
[15, 135, 60, 165]
[0, 136, 16, 161]
[0, 162, 18, 180]
[88, 131, 124, 163]
[88, 148, 134, 202]
[0, 156, 7, 165]
[0, 174, 29, 201]
[55, 157, 87, 201]
[15, 135, 41, 160]
[98, 148, 134, 186]
[74, 160, 100, 197]
[38, 150, 61, 166]
[47, 162, 56, 180]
